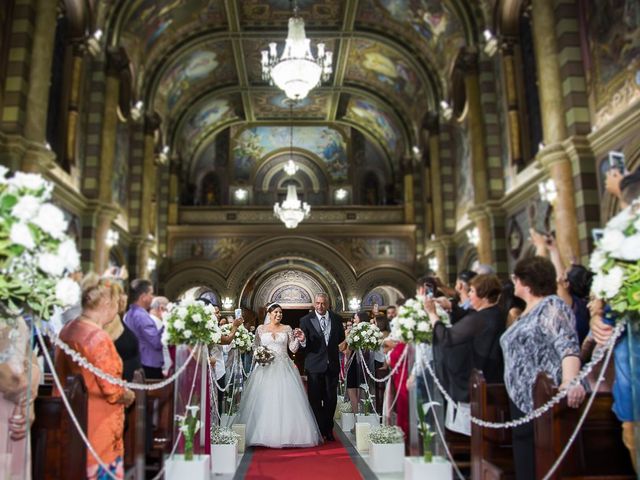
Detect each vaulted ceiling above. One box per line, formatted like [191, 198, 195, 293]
[105, 0, 489, 174]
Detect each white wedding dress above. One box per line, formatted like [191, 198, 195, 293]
[233, 325, 322, 448]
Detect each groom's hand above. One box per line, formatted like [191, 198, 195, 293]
[293, 328, 305, 342]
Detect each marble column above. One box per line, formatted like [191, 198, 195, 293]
[137, 114, 160, 278]
[93, 206, 119, 274]
[402, 155, 415, 223]
[531, 0, 580, 263]
[500, 41, 523, 170]
[168, 165, 179, 225]
[65, 43, 86, 169]
[469, 208, 493, 267]
[22, 0, 58, 172]
[428, 132, 444, 237]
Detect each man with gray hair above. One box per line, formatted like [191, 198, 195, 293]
[149, 296, 172, 376]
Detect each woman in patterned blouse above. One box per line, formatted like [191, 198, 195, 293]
[500, 256, 586, 480]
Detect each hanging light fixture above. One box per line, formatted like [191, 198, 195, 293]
[274, 185, 310, 229]
[261, 0, 332, 100]
[283, 106, 299, 175]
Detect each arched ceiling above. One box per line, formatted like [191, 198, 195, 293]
[107, 0, 486, 172]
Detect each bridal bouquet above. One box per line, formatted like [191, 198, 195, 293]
[346, 322, 383, 350]
[220, 323, 254, 352]
[391, 296, 449, 344]
[162, 299, 222, 346]
[253, 345, 275, 366]
[0, 167, 81, 322]
[590, 200, 640, 319]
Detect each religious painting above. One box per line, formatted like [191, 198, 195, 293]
[583, 0, 640, 127]
[346, 38, 424, 116]
[232, 126, 348, 181]
[250, 90, 330, 119]
[112, 121, 130, 210]
[454, 118, 474, 227]
[344, 97, 402, 159]
[377, 240, 393, 257]
[239, 0, 343, 27]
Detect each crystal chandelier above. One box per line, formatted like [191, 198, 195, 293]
[261, 2, 332, 100]
[274, 184, 311, 228]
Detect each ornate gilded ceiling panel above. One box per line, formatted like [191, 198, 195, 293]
[342, 95, 403, 159]
[237, 0, 344, 28]
[356, 0, 466, 75]
[250, 90, 330, 119]
[345, 37, 427, 120]
[153, 40, 237, 118]
[231, 125, 348, 181]
[177, 93, 242, 160]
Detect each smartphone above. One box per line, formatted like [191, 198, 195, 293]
[592, 228, 604, 243]
[608, 151, 625, 173]
[234, 308, 242, 319]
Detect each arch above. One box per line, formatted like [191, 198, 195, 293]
[163, 265, 228, 301]
[355, 267, 416, 301]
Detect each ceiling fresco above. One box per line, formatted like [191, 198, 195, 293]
[177, 94, 242, 160]
[250, 90, 331, 119]
[231, 125, 348, 182]
[109, 0, 483, 175]
[343, 96, 403, 159]
[153, 40, 237, 118]
[345, 37, 427, 120]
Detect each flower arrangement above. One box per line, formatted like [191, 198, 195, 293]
[211, 426, 240, 445]
[346, 322, 383, 350]
[220, 323, 254, 352]
[368, 425, 404, 444]
[253, 345, 275, 366]
[360, 397, 373, 415]
[417, 401, 439, 462]
[0, 167, 81, 322]
[590, 200, 640, 318]
[176, 405, 201, 460]
[391, 296, 449, 343]
[162, 299, 222, 346]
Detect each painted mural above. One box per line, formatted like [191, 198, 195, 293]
[346, 38, 424, 116]
[584, 0, 640, 126]
[454, 118, 473, 227]
[251, 91, 329, 119]
[112, 121, 130, 210]
[344, 97, 401, 158]
[178, 95, 239, 160]
[232, 126, 348, 181]
[240, 0, 343, 26]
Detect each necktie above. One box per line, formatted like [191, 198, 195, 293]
[320, 316, 329, 344]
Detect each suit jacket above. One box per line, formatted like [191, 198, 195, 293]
[299, 310, 345, 375]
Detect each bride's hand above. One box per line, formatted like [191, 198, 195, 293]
[293, 328, 305, 342]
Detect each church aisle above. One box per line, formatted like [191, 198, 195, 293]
[236, 425, 372, 479]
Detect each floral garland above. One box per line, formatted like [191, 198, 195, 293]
[391, 295, 449, 343]
[346, 321, 383, 350]
[0, 167, 80, 321]
[162, 299, 222, 345]
[590, 199, 640, 319]
[220, 323, 254, 352]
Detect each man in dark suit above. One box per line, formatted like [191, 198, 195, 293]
[297, 293, 345, 441]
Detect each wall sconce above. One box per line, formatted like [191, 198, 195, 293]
[147, 258, 157, 273]
[221, 296, 234, 310]
[466, 227, 480, 246]
[428, 257, 439, 272]
[483, 29, 498, 57]
[440, 100, 453, 121]
[234, 188, 248, 201]
[87, 29, 103, 57]
[335, 188, 348, 201]
[538, 178, 557, 204]
[349, 297, 361, 311]
[157, 145, 170, 165]
[105, 229, 119, 248]
[131, 100, 144, 121]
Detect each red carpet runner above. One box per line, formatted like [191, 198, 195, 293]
[244, 436, 363, 479]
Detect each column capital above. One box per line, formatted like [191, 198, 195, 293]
[144, 112, 162, 135]
[105, 47, 129, 77]
[537, 143, 570, 170]
[455, 47, 480, 74]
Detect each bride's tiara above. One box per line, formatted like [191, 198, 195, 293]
[266, 302, 281, 311]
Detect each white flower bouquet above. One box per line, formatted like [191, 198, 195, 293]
[391, 296, 449, 343]
[253, 345, 275, 366]
[162, 299, 222, 345]
[211, 426, 240, 445]
[346, 321, 383, 350]
[0, 167, 81, 321]
[220, 323, 254, 352]
[369, 425, 405, 444]
[590, 200, 640, 318]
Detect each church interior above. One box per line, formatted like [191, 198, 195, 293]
[0, 0, 639, 479]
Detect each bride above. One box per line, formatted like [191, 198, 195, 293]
[234, 303, 322, 448]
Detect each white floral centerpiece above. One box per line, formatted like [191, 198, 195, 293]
[211, 426, 240, 474]
[590, 200, 640, 320]
[369, 425, 405, 444]
[220, 323, 254, 352]
[0, 167, 81, 322]
[368, 425, 405, 473]
[346, 322, 383, 350]
[162, 299, 222, 346]
[391, 296, 449, 343]
[211, 426, 240, 445]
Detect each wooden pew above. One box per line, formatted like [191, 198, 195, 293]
[31, 375, 87, 480]
[145, 378, 174, 473]
[533, 372, 635, 480]
[123, 369, 146, 478]
[470, 370, 514, 480]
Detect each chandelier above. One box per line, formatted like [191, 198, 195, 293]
[274, 184, 311, 228]
[261, 2, 332, 100]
